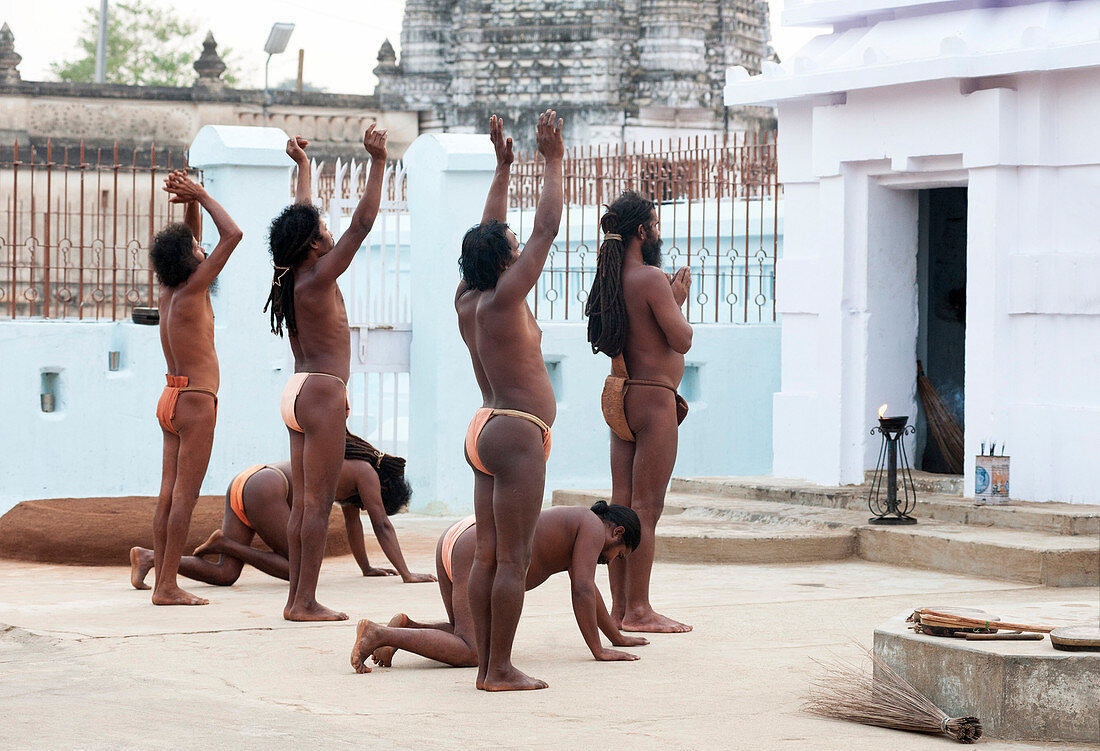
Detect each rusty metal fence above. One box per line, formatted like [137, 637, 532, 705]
[509, 132, 781, 324]
[0, 141, 193, 320]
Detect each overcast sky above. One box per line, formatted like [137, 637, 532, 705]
[7, 1, 828, 95]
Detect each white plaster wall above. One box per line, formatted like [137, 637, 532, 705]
[759, 72, 1100, 502]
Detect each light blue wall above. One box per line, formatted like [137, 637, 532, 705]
[541, 323, 781, 497]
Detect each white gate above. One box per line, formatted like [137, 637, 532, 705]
[308, 158, 411, 457]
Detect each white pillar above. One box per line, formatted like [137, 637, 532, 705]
[403, 134, 495, 514]
[188, 125, 295, 488]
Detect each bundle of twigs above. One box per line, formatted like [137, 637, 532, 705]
[804, 645, 983, 744]
[910, 608, 1054, 634]
[916, 360, 964, 474]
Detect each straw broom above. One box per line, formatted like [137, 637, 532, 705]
[916, 360, 964, 474]
[803, 645, 983, 744]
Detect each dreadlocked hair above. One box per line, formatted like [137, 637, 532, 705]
[343, 430, 412, 516]
[584, 191, 656, 357]
[264, 203, 323, 337]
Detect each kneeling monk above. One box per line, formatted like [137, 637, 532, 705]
[131, 432, 435, 588]
[350, 502, 650, 681]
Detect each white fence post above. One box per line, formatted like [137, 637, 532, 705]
[188, 125, 295, 483]
[404, 134, 495, 514]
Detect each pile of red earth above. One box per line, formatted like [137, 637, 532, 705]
[0, 496, 350, 565]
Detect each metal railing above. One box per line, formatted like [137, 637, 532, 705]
[0, 141, 194, 320]
[509, 131, 781, 324]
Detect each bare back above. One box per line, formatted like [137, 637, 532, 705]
[620, 263, 686, 387]
[456, 282, 556, 425]
[289, 270, 351, 381]
[158, 283, 219, 390]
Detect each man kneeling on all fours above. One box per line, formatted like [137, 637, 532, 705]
[349, 502, 651, 685]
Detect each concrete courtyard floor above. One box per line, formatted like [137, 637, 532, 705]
[1, 514, 1097, 750]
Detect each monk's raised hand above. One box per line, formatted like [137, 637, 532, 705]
[489, 115, 514, 167]
[536, 108, 564, 161]
[286, 136, 309, 163]
[594, 647, 640, 661]
[163, 171, 204, 204]
[362, 122, 388, 161]
[363, 566, 398, 577]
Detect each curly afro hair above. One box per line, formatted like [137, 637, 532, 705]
[150, 222, 199, 288]
[459, 219, 515, 291]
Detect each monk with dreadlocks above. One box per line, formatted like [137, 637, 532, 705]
[455, 111, 564, 691]
[584, 190, 694, 634]
[130, 432, 435, 588]
[264, 126, 388, 621]
[149, 170, 242, 606]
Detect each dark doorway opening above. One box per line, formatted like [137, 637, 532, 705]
[917, 187, 967, 473]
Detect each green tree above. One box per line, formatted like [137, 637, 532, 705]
[50, 0, 236, 86]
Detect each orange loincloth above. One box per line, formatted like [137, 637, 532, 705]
[156, 374, 218, 436]
[464, 407, 552, 476]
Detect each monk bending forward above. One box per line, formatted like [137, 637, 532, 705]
[350, 502, 648, 676]
[265, 128, 388, 620]
[455, 111, 564, 690]
[130, 432, 435, 588]
[585, 190, 694, 633]
[150, 170, 242, 606]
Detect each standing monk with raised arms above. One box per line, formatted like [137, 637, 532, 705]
[150, 170, 243, 605]
[456, 111, 564, 690]
[585, 191, 694, 633]
[265, 126, 388, 621]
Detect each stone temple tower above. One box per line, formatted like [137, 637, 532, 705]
[375, 0, 773, 147]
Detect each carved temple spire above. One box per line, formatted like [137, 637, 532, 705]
[192, 31, 227, 90]
[0, 23, 23, 86]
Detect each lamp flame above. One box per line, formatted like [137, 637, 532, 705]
[878, 403, 888, 419]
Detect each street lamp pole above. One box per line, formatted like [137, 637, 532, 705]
[262, 22, 296, 118]
[94, 0, 109, 83]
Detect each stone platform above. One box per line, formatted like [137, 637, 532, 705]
[874, 603, 1100, 743]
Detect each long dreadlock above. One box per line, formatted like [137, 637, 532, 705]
[584, 191, 656, 357]
[343, 430, 412, 516]
[264, 203, 323, 337]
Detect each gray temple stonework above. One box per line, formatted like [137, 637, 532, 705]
[0, 23, 21, 86]
[375, 0, 776, 147]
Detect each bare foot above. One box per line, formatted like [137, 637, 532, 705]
[351, 619, 383, 674]
[621, 610, 692, 633]
[193, 529, 224, 557]
[151, 585, 209, 606]
[285, 602, 348, 622]
[370, 613, 408, 667]
[129, 547, 153, 590]
[482, 666, 548, 692]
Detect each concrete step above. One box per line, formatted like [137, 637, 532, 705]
[671, 476, 1100, 536]
[552, 488, 1100, 587]
[552, 490, 856, 564]
[864, 469, 964, 495]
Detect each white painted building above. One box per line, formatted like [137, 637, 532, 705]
[725, 0, 1100, 503]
